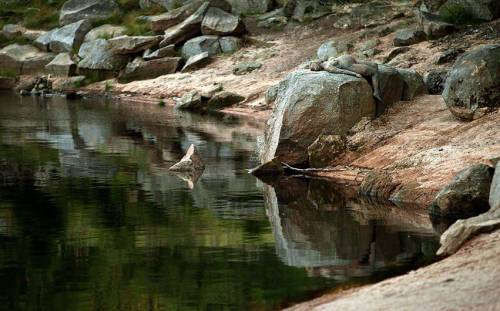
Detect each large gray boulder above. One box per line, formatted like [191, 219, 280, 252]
[160, 2, 209, 47]
[439, 0, 500, 21]
[201, 7, 245, 36]
[49, 20, 92, 53]
[442, 44, 500, 120]
[83, 24, 126, 42]
[218, 36, 242, 53]
[259, 70, 375, 166]
[181, 35, 221, 59]
[59, 0, 121, 26]
[119, 57, 181, 82]
[429, 164, 494, 221]
[45, 52, 76, 77]
[143, 45, 176, 60]
[78, 39, 128, 73]
[396, 68, 426, 101]
[109, 35, 161, 55]
[0, 44, 55, 75]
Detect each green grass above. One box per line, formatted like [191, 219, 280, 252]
[104, 81, 114, 92]
[440, 4, 480, 25]
[0, 68, 17, 78]
[157, 100, 166, 107]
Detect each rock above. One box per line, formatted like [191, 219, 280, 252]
[109, 35, 161, 55]
[259, 70, 375, 166]
[257, 16, 288, 29]
[160, 2, 209, 47]
[175, 90, 203, 110]
[417, 10, 455, 39]
[52, 75, 86, 92]
[362, 48, 382, 58]
[439, 0, 500, 21]
[396, 68, 426, 100]
[359, 170, 400, 200]
[149, 1, 202, 32]
[377, 64, 405, 115]
[436, 47, 465, 64]
[227, 0, 272, 14]
[420, 0, 447, 12]
[265, 85, 278, 105]
[143, 45, 176, 60]
[424, 69, 447, 95]
[438, 162, 500, 256]
[59, 0, 121, 26]
[169, 144, 205, 172]
[307, 135, 346, 168]
[0, 44, 55, 75]
[384, 47, 410, 63]
[442, 44, 500, 120]
[429, 164, 494, 221]
[83, 24, 126, 42]
[0, 76, 16, 89]
[48, 20, 92, 53]
[1, 24, 25, 39]
[377, 26, 393, 37]
[33, 31, 53, 52]
[218, 36, 242, 53]
[201, 7, 245, 36]
[147, 0, 232, 32]
[77, 39, 128, 76]
[206, 91, 244, 110]
[361, 39, 381, 52]
[23, 30, 46, 42]
[181, 52, 211, 72]
[394, 28, 427, 46]
[119, 57, 181, 81]
[317, 40, 353, 61]
[45, 52, 76, 77]
[249, 158, 284, 178]
[199, 82, 222, 98]
[181, 35, 221, 59]
[233, 61, 262, 75]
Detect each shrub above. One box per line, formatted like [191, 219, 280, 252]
[157, 100, 166, 107]
[440, 5, 479, 25]
[0, 68, 18, 78]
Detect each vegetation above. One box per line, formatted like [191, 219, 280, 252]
[157, 100, 166, 107]
[440, 4, 480, 25]
[104, 81, 114, 92]
[0, 68, 17, 78]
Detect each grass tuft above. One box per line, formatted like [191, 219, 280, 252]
[440, 5, 480, 25]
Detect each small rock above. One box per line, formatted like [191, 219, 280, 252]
[119, 57, 181, 82]
[109, 35, 161, 55]
[257, 16, 288, 29]
[377, 26, 393, 37]
[83, 24, 126, 42]
[436, 48, 465, 64]
[218, 36, 242, 54]
[199, 83, 223, 99]
[201, 7, 245, 36]
[393, 28, 427, 46]
[169, 144, 205, 172]
[143, 45, 177, 60]
[181, 52, 211, 72]
[424, 69, 448, 95]
[1, 24, 26, 39]
[181, 35, 221, 60]
[233, 61, 262, 75]
[175, 90, 203, 110]
[384, 47, 410, 64]
[45, 52, 76, 77]
[429, 164, 494, 222]
[206, 91, 245, 110]
[396, 68, 426, 100]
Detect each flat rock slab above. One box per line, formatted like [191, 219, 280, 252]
[109, 35, 162, 55]
[119, 57, 181, 81]
[181, 52, 211, 72]
[0, 44, 55, 75]
[45, 52, 77, 77]
[59, 0, 121, 26]
[160, 2, 209, 47]
[201, 7, 245, 36]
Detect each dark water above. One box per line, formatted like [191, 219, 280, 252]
[0, 92, 439, 311]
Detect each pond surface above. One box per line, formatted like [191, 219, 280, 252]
[0, 92, 439, 311]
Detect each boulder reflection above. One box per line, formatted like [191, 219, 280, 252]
[264, 178, 439, 281]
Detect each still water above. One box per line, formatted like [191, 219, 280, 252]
[0, 92, 439, 310]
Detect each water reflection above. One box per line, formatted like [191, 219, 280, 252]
[0, 92, 438, 310]
[264, 178, 438, 282]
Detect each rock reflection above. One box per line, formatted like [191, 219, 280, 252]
[264, 178, 439, 281]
